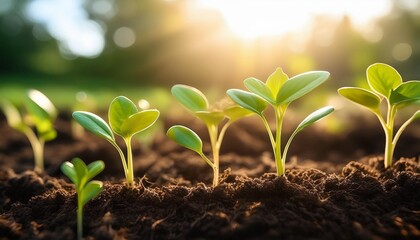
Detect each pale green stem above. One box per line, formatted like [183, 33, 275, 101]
[124, 137, 135, 188]
[274, 106, 285, 176]
[109, 140, 129, 182]
[198, 152, 217, 187]
[77, 196, 83, 240]
[384, 105, 397, 168]
[393, 116, 415, 146]
[282, 130, 298, 165]
[207, 124, 219, 187]
[24, 129, 44, 172]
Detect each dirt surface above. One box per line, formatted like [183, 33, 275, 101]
[0, 114, 419, 239]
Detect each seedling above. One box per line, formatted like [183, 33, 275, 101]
[338, 63, 420, 168]
[61, 158, 104, 240]
[0, 89, 57, 172]
[72, 96, 159, 188]
[167, 85, 252, 186]
[227, 68, 334, 176]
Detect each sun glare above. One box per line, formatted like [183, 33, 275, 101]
[197, 0, 392, 40]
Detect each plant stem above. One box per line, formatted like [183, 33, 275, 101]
[124, 137, 135, 188]
[77, 196, 83, 240]
[274, 107, 284, 176]
[207, 124, 219, 187]
[384, 105, 396, 168]
[109, 141, 129, 181]
[24, 129, 44, 172]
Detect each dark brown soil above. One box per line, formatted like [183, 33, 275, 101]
[0, 114, 419, 239]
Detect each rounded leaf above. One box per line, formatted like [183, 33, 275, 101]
[266, 67, 289, 97]
[338, 87, 381, 111]
[224, 106, 253, 122]
[167, 125, 203, 154]
[109, 96, 138, 136]
[72, 158, 88, 186]
[81, 181, 103, 206]
[195, 111, 225, 126]
[120, 109, 160, 137]
[73, 111, 114, 142]
[86, 160, 105, 182]
[390, 81, 420, 107]
[61, 161, 78, 185]
[171, 85, 208, 112]
[295, 106, 334, 133]
[244, 78, 275, 104]
[277, 71, 330, 104]
[367, 63, 402, 98]
[28, 89, 57, 120]
[0, 100, 25, 130]
[226, 89, 267, 115]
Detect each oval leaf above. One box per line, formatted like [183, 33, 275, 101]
[266, 67, 289, 97]
[109, 96, 138, 136]
[28, 89, 57, 119]
[244, 78, 275, 104]
[167, 125, 203, 154]
[338, 87, 381, 111]
[195, 111, 225, 126]
[81, 181, 103, 206]
[390, 81, 420, 107]
[226, 89, 267, 115]
[86, 160, 105, 182]
[224, 106, 253, 122]
[61, 161, 78, 185]
[367, 63, 402, 98]
[120, 109, 160, 137]
[277, 71, 330, 104]
[73, 111, 114, 142]
[171, 85, 208, 112]
[72, 158, 88, 187]
[295, 106, 334, 133]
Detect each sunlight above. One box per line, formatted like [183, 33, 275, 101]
[197, 0, 392, 40]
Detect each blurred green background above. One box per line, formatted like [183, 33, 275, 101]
[0, 0, 419, 111]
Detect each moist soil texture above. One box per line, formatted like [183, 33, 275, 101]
[0, 114, 419, 240]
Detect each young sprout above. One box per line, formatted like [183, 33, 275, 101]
[61, 158, 104, 240]
[167, 85, 252, 187]
[338, 63, 420, 168]
[227, 68, 334, 176]
[72, 96, 159, 188]
[0, 89, 57, 172]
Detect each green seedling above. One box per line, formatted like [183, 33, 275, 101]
[167, 85, 252, 186]
[338, 63, 420, 168]
[227, 68, 334, 176]
[0, 89, 57, 172]
[72, 96, 159, 188]
[61, 158, 104, 240]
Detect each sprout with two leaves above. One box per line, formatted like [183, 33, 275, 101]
[227, 68, 334, 176]
[61, 158, 104, 240]
[72, 96, 159, 188]
[167, 85, 253, 187]
[0, 90, 57, 172]
[338, 63, 420, 168]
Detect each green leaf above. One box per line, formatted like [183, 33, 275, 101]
[61, 161, 79, 185]
[109, 96, 138, 136]
[226, 89, 268, 115]
[27, 89, 57, 120]
[81, 181, 103, 206]
[195, 111, 225, 126]
[224, 106, 253, 122]
[0, 100, 26, 131]
[266, 67, 288, 97]
[72, 158, 88, 187]
[390, 81, 420, 107]
[367, 63, 402, 98]
[244, 78, 275, 104]
[171, 85, 208, 112]
[120, 109, 160, 137]
[295, 106, 334, 133]
[167, 125, 203, 154]
[39, 128, 57, 142]
[277, 71, 330, 104]
[72, 111, 114, 142]
[86, 160, 105, 182]
[338, 87, 381, 111]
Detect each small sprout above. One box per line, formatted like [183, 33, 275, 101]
[0, 89, 57, 172]
[61, 158, 104, 240]
[167, 85, 252, 186]
[72, 96, 159, 188]
[338, 63, 420, 168]
[227, 68, 334, 176]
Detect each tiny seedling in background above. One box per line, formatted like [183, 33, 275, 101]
[0, 89, 57, 172]
[61, 158, 104, 240]
[227, 68, 334, 176]
[167, 85, 252, 187]
[72, 96, 159, 188]
[338, 63, 420, 168]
